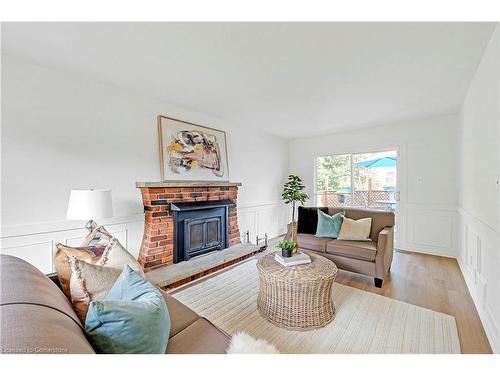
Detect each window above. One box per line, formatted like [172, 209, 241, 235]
[315, 150, 398, 212]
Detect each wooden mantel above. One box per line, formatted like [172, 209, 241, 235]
[135, 181, 242, 188]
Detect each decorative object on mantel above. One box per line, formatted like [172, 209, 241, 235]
[275, 240, 296, 258]
[274, 251, 311, 267]
[281, 175, 309, 253]
[157, 115, 229, 182]
[66, 189, 113, 233]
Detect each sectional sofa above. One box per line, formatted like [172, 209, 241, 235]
[0, 255, 230, 354]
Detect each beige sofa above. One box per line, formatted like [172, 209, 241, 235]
[289, 207, 395, 287]
[0, 255, 230, 354]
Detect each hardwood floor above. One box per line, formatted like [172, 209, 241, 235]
[334, 249, 492, 354]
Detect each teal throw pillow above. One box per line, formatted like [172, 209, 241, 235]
[315, 210, 344, 238]
[85, 265, 170, 354]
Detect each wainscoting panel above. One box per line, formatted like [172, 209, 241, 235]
[412, 214, 452, 249]
[237, 209, 259, 241]
[0, 240, 54, 274]
[399, 205, 458, 257]
[237, 202, 289, 242]
[457, 207, 500, 353]
[0, 216, 145, 274]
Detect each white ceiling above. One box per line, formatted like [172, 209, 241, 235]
[2, 22, 496, 138]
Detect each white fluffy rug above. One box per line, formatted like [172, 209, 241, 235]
[227, 332, 279, 354]
[172, 258, 461, 354]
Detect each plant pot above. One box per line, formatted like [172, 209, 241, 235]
[281, 248, 293, 258]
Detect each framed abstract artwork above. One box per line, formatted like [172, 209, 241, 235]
[157, 115, 230, 181]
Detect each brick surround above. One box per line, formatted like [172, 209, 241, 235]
[137, 182, 241, 271]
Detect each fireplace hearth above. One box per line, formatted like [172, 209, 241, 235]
[171, 199, 234, 263]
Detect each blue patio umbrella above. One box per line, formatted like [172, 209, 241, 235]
[355, 156, 396, 168]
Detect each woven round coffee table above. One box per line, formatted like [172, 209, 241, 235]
[256, 251, 337, 330]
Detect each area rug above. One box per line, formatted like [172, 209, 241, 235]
[171, 258, 461, 354]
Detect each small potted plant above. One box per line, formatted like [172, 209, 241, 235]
[276, 240, 296, 258]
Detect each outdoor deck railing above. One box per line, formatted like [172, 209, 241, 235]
[315, 190, 394, 210]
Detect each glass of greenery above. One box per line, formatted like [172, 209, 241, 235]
[276, 240, 296, 258]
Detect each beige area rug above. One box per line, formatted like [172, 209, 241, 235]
[172, 258, 461, 354]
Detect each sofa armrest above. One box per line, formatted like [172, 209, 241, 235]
[376, 227, 393, 251]
[379, 227, 392, 236]
[375, 226, 394, 280]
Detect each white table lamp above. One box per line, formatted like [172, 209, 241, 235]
[66, 189, 113, 233]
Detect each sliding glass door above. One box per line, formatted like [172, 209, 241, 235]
[315, 150, 398, 212]
[315, 154, 352, 207]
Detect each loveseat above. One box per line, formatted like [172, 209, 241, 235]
[0, 255, 230, 354]
[288, 207, 395, 287]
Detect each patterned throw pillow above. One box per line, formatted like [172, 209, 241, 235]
[54, 244, 108, 298]
[68, 257, 122, 322]
[96, 238, 144, 276]
[337, 217, 373, 241]
[54, 226, 143, 299]
[81, 225, 113, 247]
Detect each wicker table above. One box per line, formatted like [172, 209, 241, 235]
[256, 251, 337, 330]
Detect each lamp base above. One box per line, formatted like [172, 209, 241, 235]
[85, 220, 98, 234]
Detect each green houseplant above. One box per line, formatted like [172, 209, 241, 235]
[281, 175, 309, 252]
[276, 240, 296, 258]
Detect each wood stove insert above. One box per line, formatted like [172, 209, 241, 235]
[171, 199, 235, 263]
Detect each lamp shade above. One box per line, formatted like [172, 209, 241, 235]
[66, 189, 113, 220]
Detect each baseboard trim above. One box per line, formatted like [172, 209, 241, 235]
[457, 255, 499, 353]
[395, 246, 456, 258]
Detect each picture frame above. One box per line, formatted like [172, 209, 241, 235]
[157, 115, 230, 182]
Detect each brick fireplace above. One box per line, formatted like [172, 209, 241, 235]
[136, 181, 241, 271]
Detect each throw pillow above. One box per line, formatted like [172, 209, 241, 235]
[297, 206, 328, 234]
[85, 266, 170, 354]
[81, 225, 114, 247]
[96, 238, 144, 276]
[337, 217, 372, 241]
[68, 257, 122, 322]
[54, 243, 107, 298]
[54, 226, 144, 298]
[315, 210, 344, 238]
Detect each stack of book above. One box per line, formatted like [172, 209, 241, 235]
[274, 252, 311, 267]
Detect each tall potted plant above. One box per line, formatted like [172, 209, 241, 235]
[281, 175, 309, 251]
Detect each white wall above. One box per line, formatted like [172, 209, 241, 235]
[0, 55, 290, 272]
[457, 25, 500, 353]
[289, 114, 459, 257]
